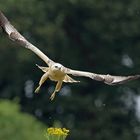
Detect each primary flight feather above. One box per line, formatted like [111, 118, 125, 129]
[0, 11, 140, 100]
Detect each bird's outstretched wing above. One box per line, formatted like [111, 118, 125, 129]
[0, 11, 54, 66]
[64, 68, 140, 85]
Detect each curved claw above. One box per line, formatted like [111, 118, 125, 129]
[35, 87, 40, 93]
[50, 92, 56, 101]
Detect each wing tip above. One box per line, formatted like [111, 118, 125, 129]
[108, 74, 140, 85]
[129, 75, 140, 80]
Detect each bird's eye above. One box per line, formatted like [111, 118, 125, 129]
[55, 66, 58, 68]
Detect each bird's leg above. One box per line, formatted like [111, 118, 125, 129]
[35, 72, 49, 93]
[50, 81, 63, 101]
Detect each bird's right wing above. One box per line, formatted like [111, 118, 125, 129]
[64, 67, 140, 85]
[0, 11, 54, 66]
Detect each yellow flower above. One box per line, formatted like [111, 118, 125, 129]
[62, 128, 70, 133]
[45, 127, 69, 140]
[47, 127, 69, 136]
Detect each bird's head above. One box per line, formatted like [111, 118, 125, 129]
[51, 63, 63, 72]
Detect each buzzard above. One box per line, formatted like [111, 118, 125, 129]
[0, 11, 139, 100]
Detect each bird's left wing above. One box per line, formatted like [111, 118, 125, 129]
[0, 11, 54, 66]
[63, 67, 140, 85]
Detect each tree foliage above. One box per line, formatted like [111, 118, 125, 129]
[0, 100, 46, 140]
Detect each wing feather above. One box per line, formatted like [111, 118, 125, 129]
[36, 64, 49, 72]
[64, 68, 140, 85]
[63, 75, 80, 83]
[0, 11, 54, 66]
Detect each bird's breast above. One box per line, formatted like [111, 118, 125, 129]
[48, 70, 66, 81]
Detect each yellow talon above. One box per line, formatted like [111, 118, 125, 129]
[50, 92, 56, 101]
[35, 87, 40, 93]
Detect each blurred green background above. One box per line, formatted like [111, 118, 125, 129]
[0, 0, 140, 140]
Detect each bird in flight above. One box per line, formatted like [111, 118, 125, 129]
[0, 11, 140, 100]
